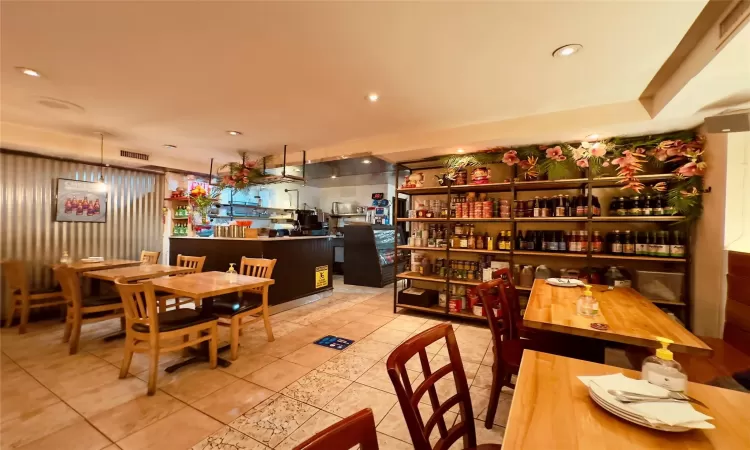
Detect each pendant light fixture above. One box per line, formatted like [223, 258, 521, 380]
[97, 132, 107, 190]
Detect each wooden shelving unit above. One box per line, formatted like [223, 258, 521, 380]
[393, 167, 692, 325]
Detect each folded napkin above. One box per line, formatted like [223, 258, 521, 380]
[578, 373, 714, 428]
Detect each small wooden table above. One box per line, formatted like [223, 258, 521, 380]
[65, 259, 142, 273]
[82, 264, 193, 282]
[150, 271, 275, 372]
[503, 351, 750, 449]
[524, 279, 712, 356]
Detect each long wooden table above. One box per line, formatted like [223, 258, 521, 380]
[150, 271, 275, 372]
[503, 351, 750, 449]
[65, 258, 141, 273]
[82, 264, 193, 282]
[524, 279, 712, 356]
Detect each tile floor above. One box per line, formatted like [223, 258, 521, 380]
[0, 279, 508, 449]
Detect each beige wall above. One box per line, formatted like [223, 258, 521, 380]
[691, 129, 728, 337]
[724, 132, 750, 253]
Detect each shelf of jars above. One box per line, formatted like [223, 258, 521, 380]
[397, 246, 510, 256]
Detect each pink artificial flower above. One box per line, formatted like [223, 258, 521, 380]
[518, 160, 531, 170]
[556, 155, 567, 161]
[242, 177, 249, 183]
[572, 147, 587, 160]
[576, 159, 589, 168]
[602, 161, 610, 167]
[227, 179, 236, 187]
[651, 148, 669, 161]
[652, 182, 667, 192]
[676, 161, 703, 177]
[590, 144, 607, 157]
[502, 150, 520, 166]
[546, 146, 564, 160]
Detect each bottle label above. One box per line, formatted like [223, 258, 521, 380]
[559, 242, 567, 252]
[645, 368, 687, 392]
[623, 244, 635, 254]
[533, 208, 540, 217]
[616, 208, 627, 216]
[527, 242, 535, 250]
[576, 206, 584, 216]
[541, 241, 548, 251]
[648, 244, 658, 255]
[612, 243, 623, 253]
[654, 207, 664, 216]
[614, 279, 632, 288]
[548, 241, 559, 251]
[636, 243, 648, 255]
[592, 242, 602, 253]
[643, 207, 652, 216]
[658, 244, 670, 257]
[670, 245, 685, 257]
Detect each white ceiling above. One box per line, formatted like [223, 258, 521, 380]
[0, 1, 708, 169]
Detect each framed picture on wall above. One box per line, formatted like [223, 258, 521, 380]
[55, 178, 108, 223]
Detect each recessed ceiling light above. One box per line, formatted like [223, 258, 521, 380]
[367, 93, 379, 102]
[227, 130, 242, 136]
[552, 44, 583, 58]
[722, 128, 731, 132]
[340, 155, 348, 159]
[586, 134, 599, 140]
[457, 148, 465, 153]
[362, 159, 372, 164]
[163, 144, 177, 149]
[17, 67, 41, 77]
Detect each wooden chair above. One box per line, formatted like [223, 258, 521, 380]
[210, 257, 276, 359]
[54, 265, 124, 354]
[477, 275, 525, 430]
[386, 323, 502, 450]
[156, 254, 206, 311]
[140, 250, 161, 264]
[115, 278, 219, 395]
[294, 408, 379, 450]
[2, 260, 65, 333]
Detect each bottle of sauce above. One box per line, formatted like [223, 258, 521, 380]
[623, 230, 635, 254]
[516, 231, 524, 251]
[635, 231, 647, 255]
[608, 197, 618, 216]
[459, 234, 468, 249]
[558, 230, 567, 252]
[643, 195, 653, 216]
[670, 231, 685, 258]
[629, 196, 642, 216]
[653, 195, 664, 216]
[548, 231, 559, 252]
[420, 256, 432, 276]
[611, 230, 623, 254]
[656, 231, 670, 257]
[591, 230, 603, 253]
[468, 228, 476, 249]
[475, 233, 485, 250]
[555, 195, 566, 217]
[533, 196, 541, 217]
[526, 230, 536, 251]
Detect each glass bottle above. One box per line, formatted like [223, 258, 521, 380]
[591, 231, 603, 253]
[657, 231, 670, 257]
[558, 230, 567, 253]
[533, 196, 541, 217]
[526, 230, 536, 251]
[592, 195, 601, 217]
[608, 197, 618, 217]
[555, 195, 566, 217]
[468, 229, 476, 249]
[648, 231, 658, 256]
[570, 231, 579, 253]
[226, 263, 238, 283]
[630, 196, 642, 216]
[576, 284, 599, 317]
[643, 195, 653, 216]
[60, 250, 71, 265]
[641, 337, 687, 393]
[635, 231, 647, 255]
[565, 195, 574, 217]
[616, 197, 627, 216]
[623, 230, 635, 254]
[663, 194, 676, 216]
[516, 230, 524, 251]
[476, 232, 485, 250]
[670, 231, 685, 258]
[653, 195, 664, 216]
[611, 230, 623, 254]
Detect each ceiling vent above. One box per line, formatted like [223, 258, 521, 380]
[719, 0, 750, 39]
[120, 150, 150, 161]
[705, 109, 750, 133]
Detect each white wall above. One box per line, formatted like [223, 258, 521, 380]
[319, 183, 392, 213]
[724, 132, 750, 253]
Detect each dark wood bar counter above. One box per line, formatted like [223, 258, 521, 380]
[168, 236, 334, 306]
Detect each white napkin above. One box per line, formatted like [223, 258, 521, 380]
[578, 373, 714, 428]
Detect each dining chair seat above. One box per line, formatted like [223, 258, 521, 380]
[12, 286, 61, 296]
[82, 294, 123, 307]
[473, 444, 503, 449]
[208, 293, 262, 316]
[132, 309, 218, 333]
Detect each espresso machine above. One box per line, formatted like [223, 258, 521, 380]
[292, 209, 326, 236]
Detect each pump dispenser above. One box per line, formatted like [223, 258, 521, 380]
[576, 284, 599, 317]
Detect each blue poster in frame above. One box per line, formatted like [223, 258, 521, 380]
[314, 335, 354, 350]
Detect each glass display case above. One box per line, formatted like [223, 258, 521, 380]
[344, 224, 404, 287]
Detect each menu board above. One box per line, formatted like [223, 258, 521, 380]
[55, 178, 107, 223]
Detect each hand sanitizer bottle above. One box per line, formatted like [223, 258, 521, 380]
[226, 263, 238, 283]
[576, 284, 599, 317]
[641, 337, 688, 393]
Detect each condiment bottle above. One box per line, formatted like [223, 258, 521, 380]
[576, 284, 599, 317]
[622, 230, 635, 254]
[611, 230, 623, 254]
[591, 231, 603, 253]
[520, 265, 534, 287]
[641, 337, 687, 393]
[60, 250, 71, 265]
[485, 232, 494, 251]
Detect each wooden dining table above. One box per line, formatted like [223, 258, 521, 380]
[82, 264, 193, 282]
[150, 271, 275, 372]
[503, 350, 750, 449]
[524, 279, 712, 357]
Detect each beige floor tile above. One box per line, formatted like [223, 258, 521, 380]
[0, 369, 61, 424]
[101, 348, 186, 375]
[474, 388, 513, 427]
[281, 343, 339, 369]
[323, 382, 397, 425]
[15, 418, 112, 450]
[329, 309, 367, 323]
[192, 425, 268, 449]
[88, 391, 185, 442]
[136, 364, 236, 403]
[219, 353, 278, 378]
[376, 432, 414, 450]
[281, 370, 353, 408]
[429, 354, 481, 384]
[355, 361, 418, 395]
[192, 380, 274, 424]
[67, 376, 150, 418]
[46, 363, 121, 400]
[244, 359, 312, 392]
[101, 445, 121, 450]
[309, 315, 352, 330]
[356, 315, 395, 327]
[118, 407, 223, 450]
[332, 321, 382, 340]
[481, 346, 494, 366]
[454, 325, 492, 341]
[316, 352, 378, 381]
[438, 338, 489, 364]
[345, 340, 396, 361]
[255, 335, 310, 359]
[472, 364, 494, 390]
[366, 327, 411, 345]
[23, 352, 110, 384]
[0, 402, 81, 449]
[377, 402, 457, 445]
[275, 410, 342, 450]
[229, 394, 318, 448]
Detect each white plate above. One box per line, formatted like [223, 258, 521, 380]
[545, 277, 584, 287]
[589, 384, 691, 432]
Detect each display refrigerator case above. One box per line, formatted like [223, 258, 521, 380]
[344, 224, 404, 287]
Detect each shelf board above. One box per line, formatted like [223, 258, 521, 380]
[450, 182, 512, 193]
[396, 218, 450, 222]
[396, 303, 445, 315]
[450, 248, 510, 255]
[449, 218, 511, 222]
[650, 299, 687, 306]
[449, 310, 487, 321]
[396, 272, 447, 283]
[397, 187, 448, 195]
[590, 254, 686, 263]
[449, 278, 483, 286]
[591, 216, 685, 222]
[514, 178, 588, 191]
[514, 251, 588, 258]
[514, 217, 587, 222]
[590, 174, 676, 188]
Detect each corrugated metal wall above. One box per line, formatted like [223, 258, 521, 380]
[0, 152, 165, 288]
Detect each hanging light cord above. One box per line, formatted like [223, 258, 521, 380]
[99, 133, 105, 182]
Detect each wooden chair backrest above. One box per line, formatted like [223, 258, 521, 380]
[386, 323, 476, 450]
[114, 278, 159, 332]
[53, 265, 83, 311]
[140, 250, 160, 264]
[239, 257, 276, 293]
[1, 260, 28, 295]
[293, 408, 379, 450]
[176, 254, 206, 273]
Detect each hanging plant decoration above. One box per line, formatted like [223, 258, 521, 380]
[217, 152, 265, 192]
[439, 129, 706, 222]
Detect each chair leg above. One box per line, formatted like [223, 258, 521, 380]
[182, 333, 191, 356]
[19, 297, 31, 334]
[159, 298, 167, 312]
[147, 346, 160, 396]
[230, 316, 240, 361]
[120, 338, 135, 379]
[68, 313, 83, 355]
[5, 300, 17, 328]
[485, 362, 504, 429]
[62, 315, 73, 342]
[262, 287, 274, 342]
[120, 317, 126, 331]
[209, 323, 218, 369]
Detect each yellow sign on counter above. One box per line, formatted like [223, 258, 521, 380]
[315, 265, 329, 288]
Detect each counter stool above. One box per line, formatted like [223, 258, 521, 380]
[156, 254, 205, 311]
[294, 408, 379, 450]
[140, 250, 161, 264]
[2, 260, 65, 334]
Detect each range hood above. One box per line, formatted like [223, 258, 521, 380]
[266, 156, 396, 187]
